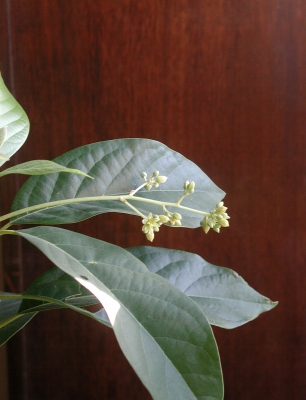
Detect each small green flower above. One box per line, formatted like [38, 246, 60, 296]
[184, 180, 195, 194]
[142, 213, 163, 242]
[200, 202, 230, 234]
[141, 171, 168, 191]
[166, 211, 182, 226]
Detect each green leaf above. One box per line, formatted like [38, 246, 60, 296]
[18, 226, 224, 400]
[0, 126, 7, 147]
[0, 270, 110, 346]
[0, 160, 93, 178]
[0, 294, 36, 345]
[0, 74, 30, 167]
[128, 247, 278, 329]
[18, 266, 97, 312]
[7, 242, 277, 332]
[10, 139, 224, 226]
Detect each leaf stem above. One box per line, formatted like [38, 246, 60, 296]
[0, 293, 109, 329]
[0, 221, 12, 231]
[0, 293, 110, 328]
[176, 193, 188, 205]
[0, 194, 210, 224]
[0, 313, 23, 329]
[129, 182, 147, 196]
[0, 229, 18, 237]
[120, 198, 146, 218]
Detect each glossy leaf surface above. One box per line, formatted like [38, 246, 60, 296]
[128, 247, 278, 329]
[0, 74, 29, 167]
[11, 139, 224, 226]
[18, 226, 223, 400]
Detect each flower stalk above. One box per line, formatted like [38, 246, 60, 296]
[0, 173, 229, 242]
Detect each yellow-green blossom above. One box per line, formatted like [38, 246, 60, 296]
[200, 202, 230, 234]
[166, 211, 182, 226]
[142, 213, 163, 242]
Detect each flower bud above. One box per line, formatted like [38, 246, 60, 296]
[219, 218, 229, 227]
[141, 172, 147, 179]
[213, 225, 221, 233]
[173, 213, 182, 220]
[200, 219, 210, 234]
[155, 176, 167, 184]
[166, 211, 182, 226]
[159, 215, 170, 223]
[146, 231, 154, 242]
[215, 202, 227, 213]
[153, 171, 159, 177]
[187, 181, 195, 193]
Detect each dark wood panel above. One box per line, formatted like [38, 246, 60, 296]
[2, 0, 306, 398]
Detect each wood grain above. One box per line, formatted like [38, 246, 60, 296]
[1, 0, 306, 398]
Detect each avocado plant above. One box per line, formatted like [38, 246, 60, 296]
[0, 74, 277, 399]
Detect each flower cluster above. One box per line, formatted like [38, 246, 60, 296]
[200, 202, 230, 233]
[134, 173, 229, 240]
[142, 213, 169, 242]
[141, 171, 168, 191]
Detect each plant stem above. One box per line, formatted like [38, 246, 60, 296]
[0, 314, 23, 329]
[129, 182, 147, 196]
[0, 194, 210, 224]
[177, 193, 188, 205]
[0, 230, 18, 237]
[120, 198, 146, 218]
[0, 222, 12, 231]
[0, 293, 109, 328]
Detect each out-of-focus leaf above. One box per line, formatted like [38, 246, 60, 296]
[0, 294, 36, 345]
[0, 74, 29, 167]
[0, 160, 93, 178]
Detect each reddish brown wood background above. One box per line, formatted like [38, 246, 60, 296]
[1, 1, 306, 399]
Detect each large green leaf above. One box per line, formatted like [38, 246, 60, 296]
[18, 226, 223, 400]
[10, 139, 224, 227]
[0, 74, 30, 167]
[128, 247, 278, 329]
